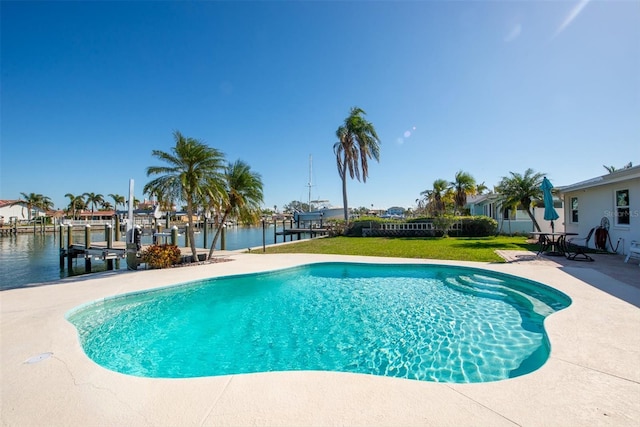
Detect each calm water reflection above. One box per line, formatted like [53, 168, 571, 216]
[0, 225, 286, 290]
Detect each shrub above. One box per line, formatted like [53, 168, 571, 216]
[346, 215, 497, 237]
[325, 219, 347, 236]
[457, 216, 498, 237]
[141, 244, 182, 269]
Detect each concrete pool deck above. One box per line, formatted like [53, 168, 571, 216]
[1, 253, 639, 426]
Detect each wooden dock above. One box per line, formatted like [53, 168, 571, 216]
[275, 227, 330, 237]
[63, 240, 215, 272]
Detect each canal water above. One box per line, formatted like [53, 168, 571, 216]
[0, 225, 292, 291]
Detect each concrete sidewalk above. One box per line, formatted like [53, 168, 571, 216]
[1, 253, 639, 426]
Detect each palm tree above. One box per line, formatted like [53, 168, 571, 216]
[83, 192, 104, 214]
[476, 181, 489, 195]
[450, 170, 476, 213]
[64, 193, 86, 219]
[108, 193, 125, 211]
[12, 192, 52, 221]
[333, 107, 381, 222]
[603, 162, 633, 174]
[420, 179, 450, 216]
[495, 168, 545, 232]
[144, 131, 226, 261]
[207, 160, 264, 259]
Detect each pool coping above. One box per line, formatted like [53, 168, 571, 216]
[1, 253, 639, 426]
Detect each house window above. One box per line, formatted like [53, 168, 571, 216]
[571, 197, 578, 223]
[615, 189, 630, 226]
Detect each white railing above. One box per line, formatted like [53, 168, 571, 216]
[379, 222, 435, 231]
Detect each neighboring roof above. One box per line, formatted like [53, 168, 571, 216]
[558, 165, 640, 193]
[466, 193, 498, 205]
[0, 200, 22, 208]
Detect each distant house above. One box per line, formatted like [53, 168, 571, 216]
[558, 165, 639, 255]
[75, 210, 117, 221]
[466, 194, 564, 234]
[0, 200, 47, 224]
[382, 206, 406, 219]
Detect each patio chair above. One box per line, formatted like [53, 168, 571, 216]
[560, 228, 595, 262]
[536, 234, 550, 255]
[624, 240, 640, 266]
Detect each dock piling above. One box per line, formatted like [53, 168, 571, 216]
[85, 225, 92, 271]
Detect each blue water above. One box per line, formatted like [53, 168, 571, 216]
[67, 263, 571, 383]
[0, 225, 289, 290]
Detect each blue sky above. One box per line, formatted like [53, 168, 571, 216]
[1, 0, 638, 212]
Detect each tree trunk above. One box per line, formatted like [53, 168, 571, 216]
[525, 207, 541, 232]
[186, 200, 198, 261]
[207, 210, 229, 259]
[341, 164, 349, 222]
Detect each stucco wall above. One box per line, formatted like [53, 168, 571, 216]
[563, 179, 639, 255]
[0, 204, 46, 222]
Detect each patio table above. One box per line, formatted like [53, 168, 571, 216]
[530, 232, 578, 257]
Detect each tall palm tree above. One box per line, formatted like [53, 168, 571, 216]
[64, 193, 86, 219]
[420, 179, 450, 216]
[144, 131, 226, 261]
[495, 168, 545, 232]
[333, 107, 381, 222]
[450, 170, 476, 213]
[207, 160, 264, 259]
[83, 192, 104, 214]
[108, 193, 125, 211]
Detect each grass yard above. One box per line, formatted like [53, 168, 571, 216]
[259, 236, 538, 262]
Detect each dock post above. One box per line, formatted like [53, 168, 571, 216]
[114, 215, 121, 241]
[106, 224, 114, 270]
[85, 224, 91, 249]
[67, 224, 73, 271]
[185, 224, 190, 248]
[126, 242, 138, 270]
[274, 220, 277, 244]
[59, 224, 65, 269]
[171, 226, 178, 246]
[203, 217, 207, 248]
[85, 224, 92, 272]
[262, 219, 266, 252]
[221, 225, 226, 250]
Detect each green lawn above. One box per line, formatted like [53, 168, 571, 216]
[259, 236, 538, 262]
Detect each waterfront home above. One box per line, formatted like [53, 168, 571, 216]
[0, 199, 47, 224]
[466, 194, 564, 235]
[558, 165, 639, 256]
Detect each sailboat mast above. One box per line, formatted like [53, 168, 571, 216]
[308, 154, 312, 212]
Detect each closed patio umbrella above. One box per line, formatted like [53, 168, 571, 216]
[540, 177, 559, 233]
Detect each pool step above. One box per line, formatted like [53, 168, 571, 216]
[445, 275, 555, 317]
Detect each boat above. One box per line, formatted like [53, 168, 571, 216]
[293, 204, 344, 222]
[293, 156, 344, 223]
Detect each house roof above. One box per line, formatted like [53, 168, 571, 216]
[0, 200, 22, 208]
[466, 193, 498, 205]
[558, 165, 640, 193]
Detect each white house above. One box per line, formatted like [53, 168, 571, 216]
[466, 194, 564, 234]
[0, 200, 47, 225]
[558, 165, 639, 256]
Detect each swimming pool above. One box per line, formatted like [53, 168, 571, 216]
[67, 262, 571, 383]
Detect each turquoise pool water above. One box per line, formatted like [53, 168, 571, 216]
[67, 263, 571, 383]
